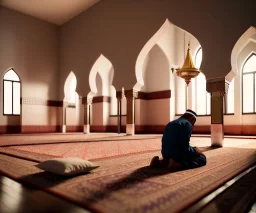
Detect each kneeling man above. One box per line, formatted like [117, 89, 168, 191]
[150, 109, 206, 170]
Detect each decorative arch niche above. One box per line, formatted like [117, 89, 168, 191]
[88, 54, 117, 115]
[134, 19, 201, 91]
[141, 44, 170, 92]
[134, 19, 173, 91]
[64, 71, 78, 105]
[134, 19, 202, 124]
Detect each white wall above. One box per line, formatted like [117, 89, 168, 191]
[141, 45, 170, 92]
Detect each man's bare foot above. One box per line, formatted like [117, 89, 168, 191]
[150, 156, 160, 168]
[168, 159, 183, 171]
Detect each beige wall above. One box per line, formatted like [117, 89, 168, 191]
[22, 105, 60, 125]
[0, 1, 254, 134]
[135, 99, 147, 125]
[0, 7, 59, 126]
[91, 103, 103, 125]
[108, 116, 126, 126]
[91, 102, 111, 126]
[146, 99, 171, 125]
[135, 99, 171, 126]
[59, 0, 253, 98]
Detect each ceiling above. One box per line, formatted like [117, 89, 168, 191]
[0, 0, 100, 26]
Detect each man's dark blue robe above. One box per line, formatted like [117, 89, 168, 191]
[161, 117, 206, 169]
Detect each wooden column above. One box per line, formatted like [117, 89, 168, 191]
[207, 78, 229, 147]
[82, 97, 92, 134]
[125, 89, 138, 135]
[116, 91, 122, 134]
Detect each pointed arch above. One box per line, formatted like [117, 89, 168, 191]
[3, 68, 20, 81]
[88, 54, 114, 98]
[242, 53, 256, 73]
[134, 19, 172, 90]
[64, 71, 77, 104]
[225, 27, 256, 115]
[230, 26, 256, 79]
[242, 53, 256, 113]
[88, 54, 117, 116]
[141, 44, 170, 92]
[134, 19, 202, 91]
[3, 68, 21, 115]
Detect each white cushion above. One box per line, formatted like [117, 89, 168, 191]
[36, 157, 100, 176]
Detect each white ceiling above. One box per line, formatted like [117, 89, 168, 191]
[0, 0, 100, 25]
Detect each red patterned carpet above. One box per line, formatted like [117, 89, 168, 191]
[0, 133, 161, 147]
[0, 135, 216, 161]
[0, 147, 255, 213]
[0, 136, 162, 161]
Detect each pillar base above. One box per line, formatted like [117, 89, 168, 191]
[126, 124, 135, 135]
[83, 124, 90, 134]
[62, 125, 66, 133]
[211, 124, 224, 147]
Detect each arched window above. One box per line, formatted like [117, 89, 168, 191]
[242, 53, 256, 113]
[3, 69, 21, 115]
[224, 79, 235, 114]
[194, 48, 211, 115]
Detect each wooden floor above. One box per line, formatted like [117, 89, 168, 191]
[183, 165, 256, 213]
[0, 167, 255, 213]
[0, 175, 90, 213]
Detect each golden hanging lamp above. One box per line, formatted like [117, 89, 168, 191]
[176, 42, 200, 85]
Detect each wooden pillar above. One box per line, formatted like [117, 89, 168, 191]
[125, 89, 138, 135]
[207, 78, 229, 147]
[116, 91, 122, 134]
[82, 97, 92, 134]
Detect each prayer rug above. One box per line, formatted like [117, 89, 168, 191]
[0, 147, 255, 213]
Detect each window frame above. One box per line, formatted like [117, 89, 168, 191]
[242, 53, 256, 114]
[3, 70, 21, 116]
